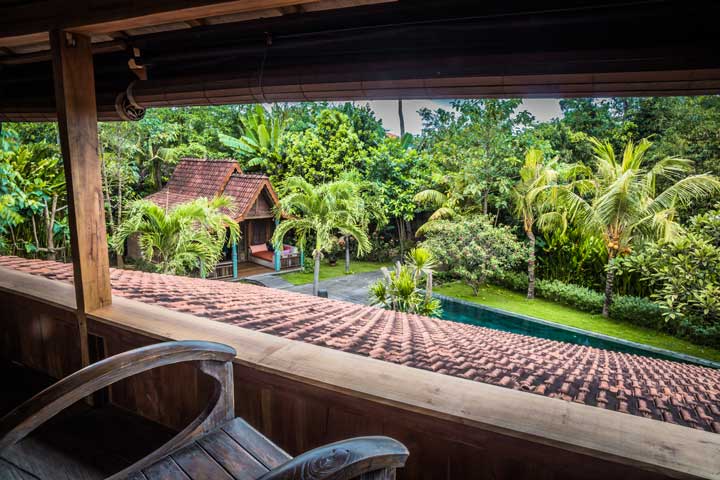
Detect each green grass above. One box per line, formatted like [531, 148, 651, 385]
[435, 281, 720, 363]
[280, 260, 390, 285]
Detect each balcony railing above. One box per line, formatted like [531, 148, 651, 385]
[1, 266, 718, 479]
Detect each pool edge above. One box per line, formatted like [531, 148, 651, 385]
[433, 293, 720, 370]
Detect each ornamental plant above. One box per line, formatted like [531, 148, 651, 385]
[369, 247, 442, 317]
[421, 215, 526, 296]
[616, 206, 720, 328]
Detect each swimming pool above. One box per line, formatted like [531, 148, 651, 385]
[436, 295, 719, 369]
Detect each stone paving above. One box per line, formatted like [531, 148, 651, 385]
[248, 268, 383, 305]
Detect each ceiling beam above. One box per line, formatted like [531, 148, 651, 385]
[0, 0, 323, 48]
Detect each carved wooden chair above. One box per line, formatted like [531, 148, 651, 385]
[0, 341, 408, 479]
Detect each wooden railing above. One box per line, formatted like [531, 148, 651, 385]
[1, 266, 719, 480]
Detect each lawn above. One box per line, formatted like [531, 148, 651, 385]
[280, 260, 390, 285]
[435, 281, 720, 363]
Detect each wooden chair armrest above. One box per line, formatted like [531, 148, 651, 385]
[259, 436, 409, 480]
[0, 340, 237, 479]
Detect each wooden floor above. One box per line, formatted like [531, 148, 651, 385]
[0, 363, 174, 480]
[215, 262, 275, 280]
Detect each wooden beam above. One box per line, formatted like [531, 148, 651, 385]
[50, 30, 112, 367]
[0, 0, 324, 48]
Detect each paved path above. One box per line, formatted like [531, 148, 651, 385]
[249, 269, 384, 305]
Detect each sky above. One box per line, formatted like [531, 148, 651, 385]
[360, 99, 563, 136]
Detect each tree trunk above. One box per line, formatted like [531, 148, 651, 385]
[313, 252, 321, 296]
[482, 190, 488, 215]
[116, 161, 124, 269]
[396, 218, 405, 258]
[602, 251, 616, 317]
[46, 196, 58, 261]
[527, 230, 536, 299]
[344, 235, 350, 274]
[398, 99, 405, 137]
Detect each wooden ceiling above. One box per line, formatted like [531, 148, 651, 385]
[1, 0, 719, 121]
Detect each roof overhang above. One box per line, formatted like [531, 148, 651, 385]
[1, 1, 720, 121]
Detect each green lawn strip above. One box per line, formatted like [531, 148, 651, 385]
[435, 281, 720, 363]
[280, 260, 390, 286]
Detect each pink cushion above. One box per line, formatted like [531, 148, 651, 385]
[250, 244, 267, 254]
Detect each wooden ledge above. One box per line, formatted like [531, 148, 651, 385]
[1, 267, 719, 479]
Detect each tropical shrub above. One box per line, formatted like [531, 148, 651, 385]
[421, 215, 526, 295]
[619, 235, 720, 329]
[369, 247, 442, 317]
[536, 279, 604, 313]
[608, 295, 663, 328]
[112, 196, 239, 276]
[491, 271, 661, 327]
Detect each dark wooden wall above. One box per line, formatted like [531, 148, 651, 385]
[0, 291, 676, 480]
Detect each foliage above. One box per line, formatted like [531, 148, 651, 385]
[616, 207, 720, 333]
[0, 143, 68, 257]
[272, 176, 371, 295]
[283, 110, 367, 185]
[536, 227, 608, 290]
[417, 99, 534, 225]
[369, 247, 442, 317]
[112, 197, 239, 276]
[363, 136, 429, 226]
[219, 105, 286, 179]
[491, 270, 662, 326]
[557, 137, 720, 315]
[421, 215, 526, 295]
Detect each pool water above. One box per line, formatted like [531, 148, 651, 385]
[438, 296, 717, 368]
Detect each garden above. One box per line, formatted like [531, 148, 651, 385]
[1, 97, 720, 360]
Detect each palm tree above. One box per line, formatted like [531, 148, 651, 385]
[512, 148, 569, 299]
[559, 137, 720, 316]
[113, 196, 240, 276]
[271, 176, 371, 296]
[336, 171, 387, 274]
[413, 187, 460, 236]
[219, 105, 286, 173]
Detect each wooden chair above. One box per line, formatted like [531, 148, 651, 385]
[0, 341, 408, 479]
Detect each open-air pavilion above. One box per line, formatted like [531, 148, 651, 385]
[1, 1, 720, 479]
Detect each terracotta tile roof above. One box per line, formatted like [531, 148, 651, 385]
[144, 159, 274, 218]
[2, 255, 719, 434]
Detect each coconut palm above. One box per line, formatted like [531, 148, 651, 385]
[271, 176, 371, 296]
[558, 137, 720, 316]
[113, 196, 240, 276]
[512, 148, 579, 299]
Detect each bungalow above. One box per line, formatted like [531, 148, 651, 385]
[138, 158, 301, 279]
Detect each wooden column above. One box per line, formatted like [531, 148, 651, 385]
[51, 30, 111, 367]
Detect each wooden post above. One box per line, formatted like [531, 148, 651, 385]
[51, 30, 111, 368]
[232, 241, 238, 279]
[274, 218, 281, 272]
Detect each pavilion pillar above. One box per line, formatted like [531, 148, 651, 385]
[51, 30, 112, 368]
[274, 218, 281, 272]
[232, 242, 238, 279]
